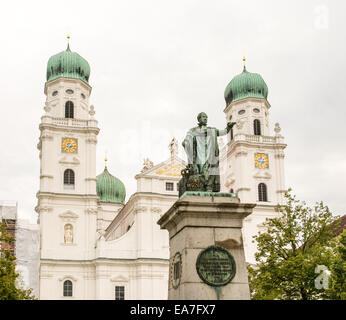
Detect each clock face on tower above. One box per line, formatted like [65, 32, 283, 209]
[254, 153, 269, 169]
[61, 138, 78, 153]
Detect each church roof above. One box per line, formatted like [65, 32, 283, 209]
[136, 155, 186, 179]
[46, 44, 90, 85]
[136, 138, 186, 179]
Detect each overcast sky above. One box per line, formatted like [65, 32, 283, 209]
[0, 0, 345, 223]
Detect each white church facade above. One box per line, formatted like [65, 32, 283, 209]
[36, 45, 286, 299]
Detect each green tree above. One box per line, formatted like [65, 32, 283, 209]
[0, 222, 35, 300]
[327, 229, 346, 299]
[248, 190, 341, 300]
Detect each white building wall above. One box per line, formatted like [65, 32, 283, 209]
[221, 97, 287, 265]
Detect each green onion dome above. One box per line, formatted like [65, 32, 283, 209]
[46, 44, 90, 84]
[96, 167, 126, 204]
[224, 66, 268, 105]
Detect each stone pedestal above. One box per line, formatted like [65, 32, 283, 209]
[157, 192, 255, 300]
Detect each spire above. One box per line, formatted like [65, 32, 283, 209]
[104, 151, 108, 168]
[66, 34, 71, 51]
[243, 56, 247, 72]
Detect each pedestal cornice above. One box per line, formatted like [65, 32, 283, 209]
[158, 193, 255, 238]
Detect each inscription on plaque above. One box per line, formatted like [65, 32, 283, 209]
[196, 245, 236, 287]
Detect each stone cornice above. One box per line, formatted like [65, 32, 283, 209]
[225, 140, 287, 157]
[36, 191, 99, 201]
[39, 122, 99, 135]
[44, 77, 92, 95]
[132, 192, 179, 201]
[135, 174, 181, 181]
[157, 194, 255, 233]
[224, 97, 271, 114]
[40, 257, 169, 266]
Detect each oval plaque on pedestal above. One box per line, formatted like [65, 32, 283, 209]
[171, 252, 182, 289]
[196, 245, 236, 287]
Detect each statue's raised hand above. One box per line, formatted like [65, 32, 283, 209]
[226, 121, 236, 133]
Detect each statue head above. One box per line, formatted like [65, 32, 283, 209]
[197, 112, 208, 126]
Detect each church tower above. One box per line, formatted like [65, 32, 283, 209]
[220, 59, 287, 264]
[36, 41, 100, 299]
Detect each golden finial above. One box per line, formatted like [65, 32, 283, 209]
[243, 56, 246, 71]
[67, 34, 70, 43]
[105, 152, 108, 168]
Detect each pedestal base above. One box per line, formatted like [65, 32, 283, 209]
[157, 193, 255, 300]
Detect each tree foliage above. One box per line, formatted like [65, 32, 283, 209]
[327, 229, 346, 299]
[248, 190, 342, 300]
[0, 222, 35, 300]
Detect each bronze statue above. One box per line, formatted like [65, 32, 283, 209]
[179, 112, 235, 195]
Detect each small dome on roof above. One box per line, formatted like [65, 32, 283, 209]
[96, 167, 126, 204]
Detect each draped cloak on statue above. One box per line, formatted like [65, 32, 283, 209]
[183, 126, 227, 177]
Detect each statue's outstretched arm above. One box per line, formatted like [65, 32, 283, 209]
[217, 122, 236, 136]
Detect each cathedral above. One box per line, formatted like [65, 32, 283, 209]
[35, 45, 286, 299]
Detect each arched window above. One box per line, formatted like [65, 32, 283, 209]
[258, 183, 268, 202]
[64, 169, 75, 186]
[254, 119, 261, 135]
[65, 101, 74, 118]
[230, 188, 234, 193]
[63, 280, 73, 297]
[64, 224, 73, 244]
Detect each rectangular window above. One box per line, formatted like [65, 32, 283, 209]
[166, 182, 174, 191]
[115, 286, 125, 300]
